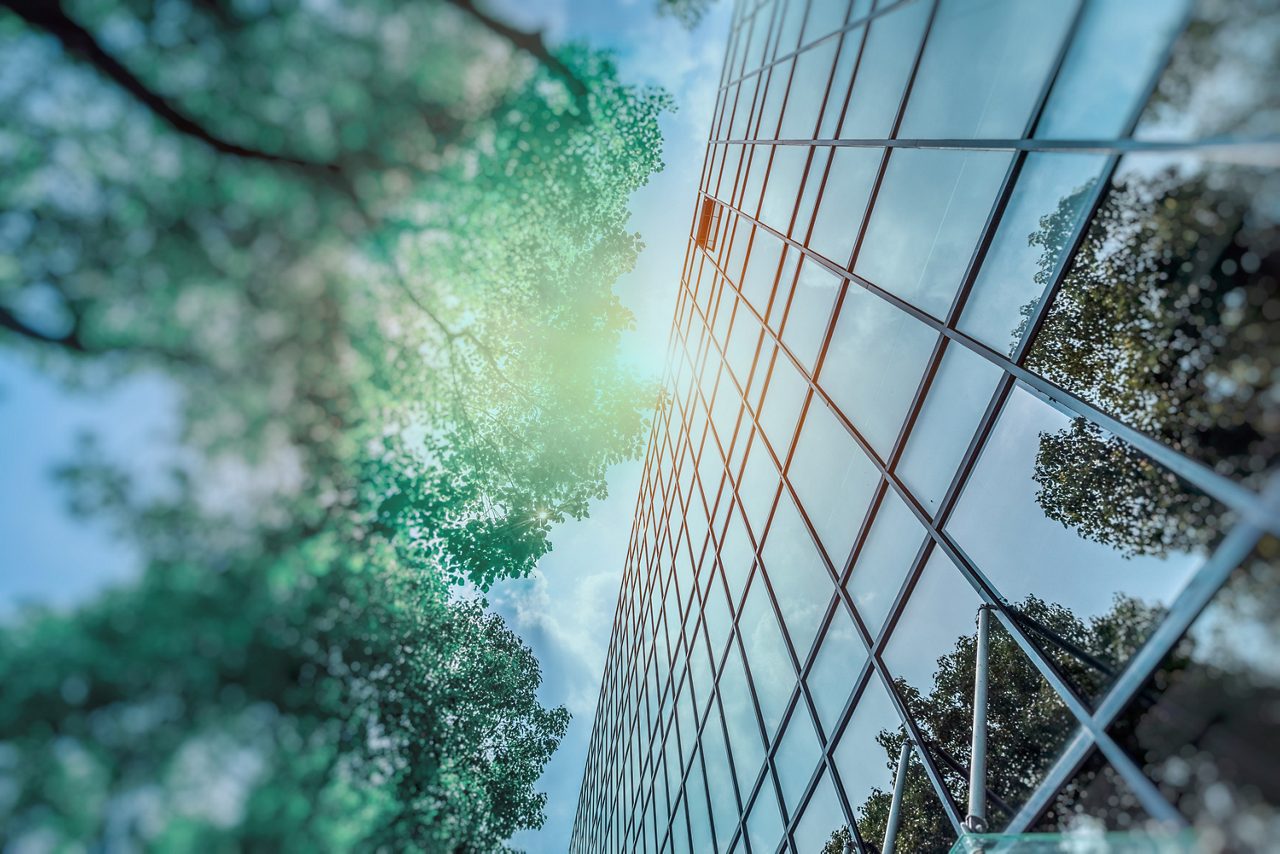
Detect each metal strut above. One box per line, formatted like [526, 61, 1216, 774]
[965, 605, 992, 834]
[882, 740, 913, 854]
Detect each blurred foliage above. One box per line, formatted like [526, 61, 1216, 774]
[0, 0, 673, 848]
[1022, 162, 1277, 558]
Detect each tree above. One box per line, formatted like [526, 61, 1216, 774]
[1021, 163, 1277, 557]
[822, 596, 1165, 852]
[0, 0, 674, 848]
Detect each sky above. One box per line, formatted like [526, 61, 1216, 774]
[0, 1, 731, 850]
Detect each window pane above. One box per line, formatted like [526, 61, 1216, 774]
[960, 152, 1106, 355]
[895, 342, 1003, 514]
[757, 348, 809, 459]
[703, 718, 744, 850]
[856, 148, 1012, 320]
[761, 146, 810, 232]
[746, 777, 785, 854]
[946, 386, 1232, 700]
[1135, 0, 1280, 141]
[780, 259, 841, 374]
[838, 0, 930, 139]
[805, 603, 867, 737]
[774, 706, 822, 815]
[741, 229, 786, 315]
[1025, 156, 1280, 485]
[738, 433, 780, 537]
[1036, 0, 1189, 139]
[793, 770, 847, 853]
[806, 147, 881, 266]
[738, 573, 797, 739]
[779, 40, 839, 140]
[819, 284, 938, 457]
[761, 488, 836, 659]
[898, 0, 1074, 139]
[787, 396, 880, 566]
[846, 486, 927, 638]
[720, 643, 767, 796]
[831, 674, 912, 848]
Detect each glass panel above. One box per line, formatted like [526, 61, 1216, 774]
[805, 603, 867, 738]
[721, 507, 756, 609]
[899, 0, 1075, 139]
[755, 60, 791, 140]
[846, 486, 927, 638]
[895, 342, 1003, 514]
[757, 349, 809, 459]
[720, 643, 768, 797]
[1025, 155, 1280, 485]
[703, 718, 744, 851]
[739, 433, 781, 538]
[1135, 0, 1280, 141]
[687, 756, 716, 853]
[803, 0, 852, 43]
[947, 386, 1232, 701]
[761, 146, 810, 232]
[960, 152, 1107, 355]
[832, 673, 956, 852]
[738, 572, 797, 740]
[819, 283, 938, 457]
[1107, 535, 1280, 850]
[1036, 0, 1189, 139]
[816, 24, 864, 140]
[1030, 749, 1154, 835]
[741, 229, 786, 315]
[774, 706, 822, 815]
[806, 147, 881, 266]
[857, 148, 1012, 320]
[747, 778, 786, 854]
[792, 769, 847, 853]
[778, 40, 839, 140]
[787, 397, 880, 566]
[780, 259, 840, 374]
[838, 0, 931, 139]
[761, 489, 836, 660]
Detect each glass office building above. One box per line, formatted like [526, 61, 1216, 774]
[572, 0, 1279, 851]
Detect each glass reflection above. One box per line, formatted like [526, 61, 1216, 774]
[738, 433, 780, 538]
[1135, 0, 1280, 141]
[761, 488, 836, 660]
[948, 386, 1230, 700]
[1031, 750, 1153, 836]
[780, 259, 840, 374]
[819, 282, 937, 457]
[746, 777, 785, 854]
[832, 672, 956, 852]
[961, 152, 1106, 355]
[774, 705, 822, 816]
[1036, 0, 1189, 139]
[857, 148, 1012, 320]
[1026, 156, 1280, 485]
[838, 0, 930, 139]
[846, 486, 927, 637]
[895, 342, 1003, 513]
[761, 146, 810, 232]
[805, 603, 867, 738]
[703, 718, 744, 851]
[787, 395, 879, 566]
[779, 40, 839, 139]
[898, 0, 1074, 139]
[793, 770, 846, 853]
[1108, 536, 1280, 850]
[720, 643, 768, 798]
[806, 147, 880, 266]
[738, 572, 798, 740]
[756, 348, 809, 459]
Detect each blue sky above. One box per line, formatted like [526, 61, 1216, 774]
[0, 1, 729, 850]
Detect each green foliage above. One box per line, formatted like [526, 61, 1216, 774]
[1023, 164, 1276, 556]
[0, 533, 567, 850]
[825, 597, 1164, 852]
[0, 0, 675, 849]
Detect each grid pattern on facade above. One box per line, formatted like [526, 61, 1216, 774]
[572, 0, 1279, 851]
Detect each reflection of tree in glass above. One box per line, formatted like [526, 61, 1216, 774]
[1019, 164, 1278, 556]
[822, 596, 1163, 852]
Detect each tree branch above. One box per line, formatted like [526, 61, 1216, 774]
[440, 0, 589, 103]
[0, 303, 87, 352]
[1, 0, 341, 174]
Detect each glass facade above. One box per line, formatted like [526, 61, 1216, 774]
[572, 1, 1279, 851]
